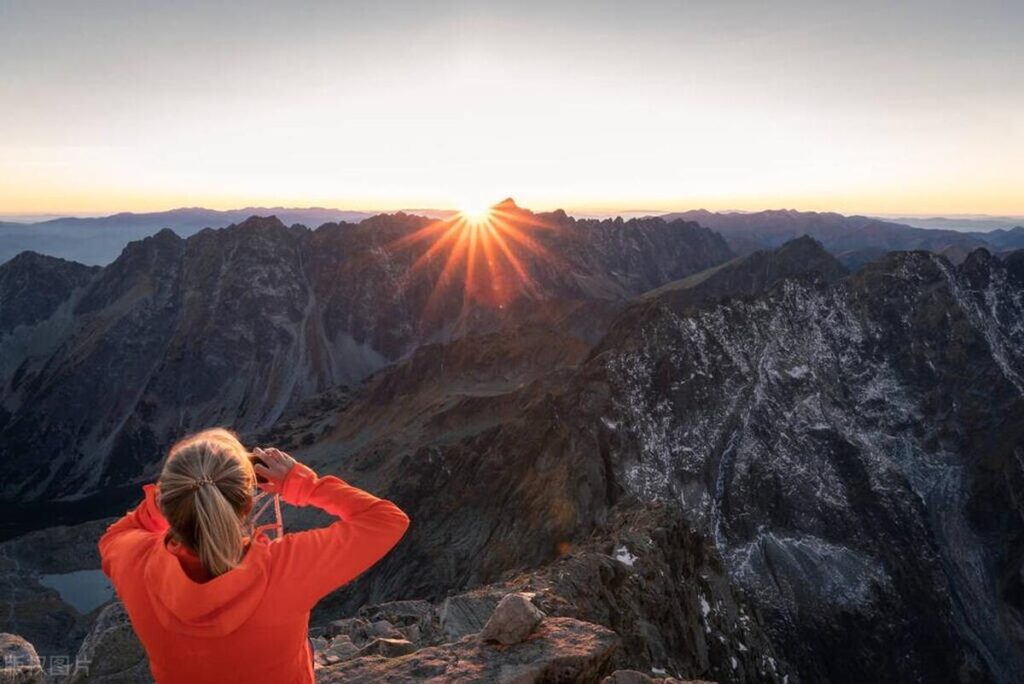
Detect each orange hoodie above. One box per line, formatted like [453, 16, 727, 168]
[98, 462, 411, 684]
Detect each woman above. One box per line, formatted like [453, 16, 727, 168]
[98, 427, 410, 683]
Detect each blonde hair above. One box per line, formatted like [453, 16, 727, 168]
[158, 427, 255, 577]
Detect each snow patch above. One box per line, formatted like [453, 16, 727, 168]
[786, 364, 810, 379]
[613, 545, 638, 567]
[699, 594, 711, 618]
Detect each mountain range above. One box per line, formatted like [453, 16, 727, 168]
[662, 209, 1024, 268]
[3, 205, 1023, 269]
[0, 207, 378, 266]
[0, 201, 1022, 682]
[0, 201, 731, 513]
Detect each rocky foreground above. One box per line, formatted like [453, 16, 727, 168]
[0, 597, 702, 683]
[0, 499, 761, 682]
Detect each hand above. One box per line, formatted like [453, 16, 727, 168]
[251, 447, 298, 494]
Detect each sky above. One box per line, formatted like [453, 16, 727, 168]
[1, 0, 1022, 216]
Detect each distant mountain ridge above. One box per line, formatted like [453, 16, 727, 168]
[661, 208, 1024, 266]
[883, 215, 1024, 233]
[4, 205, 1024, 269]
[0, 207, 377, 265]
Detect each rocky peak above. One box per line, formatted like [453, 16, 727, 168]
[493, 197, 521, 211]
[1002, 249, 1024, 286]
[959, 246, 995, 287]
[597, 237, 846, 354]
[151, 226, 181, 242]
[73, 227, 185, 315]
[0, 251, 99, 334]
[228, 214, 289, 233]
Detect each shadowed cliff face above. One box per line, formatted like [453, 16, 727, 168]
[0, 205, 732, 508]
[0, 251, 100, 336]
[596, 248, 1024, 682]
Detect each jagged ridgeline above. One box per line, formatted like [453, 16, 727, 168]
[0, 201, 731, 517]
[0, 204, 1022, 682]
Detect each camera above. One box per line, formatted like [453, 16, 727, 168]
[250, 452, 268, 484]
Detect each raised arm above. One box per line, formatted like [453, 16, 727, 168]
[260, 450, 411, 609]
[98, 483, 170, 581]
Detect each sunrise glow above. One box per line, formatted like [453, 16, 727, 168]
[1, 3, 1021, 217]
[458, 202, 494, 225]
[390, 201, 557, 323]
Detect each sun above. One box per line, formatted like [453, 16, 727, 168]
[458, 200, 494, 224]
[387, 198, 560, 324]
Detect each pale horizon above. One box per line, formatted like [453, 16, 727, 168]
[2, 202, 1023, 226]
[3, 1, 1022, 216]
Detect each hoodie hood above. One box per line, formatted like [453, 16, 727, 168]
[143, 537, 272, 638]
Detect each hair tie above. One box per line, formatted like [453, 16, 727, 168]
[191, 477, 215, 491]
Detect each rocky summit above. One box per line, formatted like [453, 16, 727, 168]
[0, 207, 1022, 682]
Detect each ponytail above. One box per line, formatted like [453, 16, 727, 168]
[158, 428, 255, 577]
[192, 481, 246, 576]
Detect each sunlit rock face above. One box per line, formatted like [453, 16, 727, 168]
[599, 247, 1024, 682]
[0, 207, 731, 510]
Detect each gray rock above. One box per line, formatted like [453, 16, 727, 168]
[401, 623, 421, 645]
[323, 617, 370, 645]
[68, 602, 151, 683]
[439, 593, 501, 642]
[357, 599, 438, 646]
[357, 599, 435, 628]
[367, 619, 403, 640]
[0, 633, 44, 684]
[322, 635, 360, 661]
[480, 593, 545, 645]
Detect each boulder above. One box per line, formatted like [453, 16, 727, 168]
[0, 633, 44, 684]
[480, 593, 545, 645]
[316, 616, 619, 683]
[68, 602, 151, 683]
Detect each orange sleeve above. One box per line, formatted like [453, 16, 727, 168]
[270, 463, 410, 609]
[98, 484, 170, 582]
